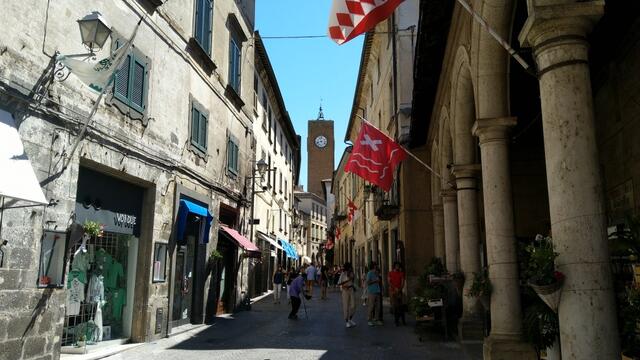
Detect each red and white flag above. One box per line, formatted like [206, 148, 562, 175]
[335, 227, 341, 240]
[328, 0, 404, 45]
[347, 198, 358, 223]
[345, 121, 407, 191]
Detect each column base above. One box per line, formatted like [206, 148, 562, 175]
[458, 316, 484, 342]
[483, 336, 536, 360]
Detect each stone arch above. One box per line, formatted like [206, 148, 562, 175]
[450, 46, 477, 165]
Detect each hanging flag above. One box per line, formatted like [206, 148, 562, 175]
[57, 19, 142, 93]
[347, 198, 358, 223]
[328, 0, 404, 45]
[345, 120, 407, 191]
[335, 227, 341, 240]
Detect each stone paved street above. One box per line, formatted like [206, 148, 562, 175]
[105, 288, 478, 360]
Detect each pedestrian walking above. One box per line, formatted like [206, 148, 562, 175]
[273, 266, 284, 304]
[366, 262, 383, 326]
[288, 270, 307, 320]
[388, 262, 406, 326]
[320, 265, 328, 300]
[338, 262, 357, 328]
[305, 262, 316, 297]
[286, 267, 295, 305]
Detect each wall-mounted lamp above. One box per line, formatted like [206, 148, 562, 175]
[77, 11, 112, 54]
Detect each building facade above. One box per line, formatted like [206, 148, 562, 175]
[250, 32, 300, 296]
[0, 0, 292, 358]
[332, 0, 420, 295]
[294, 191, 327, 265]
[408, 0, 640, 358]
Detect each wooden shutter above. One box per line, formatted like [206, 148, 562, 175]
[115, 55, 131, 102]
[191, 107, 200, 147]
[199, 112, 207, 149]
[130, 57, 146, 111]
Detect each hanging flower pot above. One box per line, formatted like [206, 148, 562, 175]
[529, 272, 564, 313]
[479, 294, 490, 310]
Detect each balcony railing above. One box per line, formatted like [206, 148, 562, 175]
[373, 181, 399, 220]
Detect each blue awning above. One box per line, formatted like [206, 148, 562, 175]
[278, 238, 298, 259]
[176, 199, 213, 244]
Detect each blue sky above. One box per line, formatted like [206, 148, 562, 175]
[255, 1, 363, 189]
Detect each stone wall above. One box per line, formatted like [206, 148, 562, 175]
[0, 0, 258, 358]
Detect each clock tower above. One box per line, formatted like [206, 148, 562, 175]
[307, 108, 334, 197]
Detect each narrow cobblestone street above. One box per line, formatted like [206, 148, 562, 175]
[104, 288, 477, 360]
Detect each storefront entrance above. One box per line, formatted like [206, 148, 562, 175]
[62, 166, 143, 353]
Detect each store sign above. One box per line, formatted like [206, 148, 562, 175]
[75, 167, 144, 236]
[75, 205, 139, 235]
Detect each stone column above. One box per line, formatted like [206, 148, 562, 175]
[519, 2, 620, 359]
[452, 164, 483, 339]
[473, 118, 535, 359]
[441, 190, 460, 273]
[432, 204, 446, 261]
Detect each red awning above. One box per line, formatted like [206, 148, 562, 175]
[219, 225, 261, 256]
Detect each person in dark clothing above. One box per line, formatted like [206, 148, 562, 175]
[288, 270, 310, 319]
[273, 266, 285, 304]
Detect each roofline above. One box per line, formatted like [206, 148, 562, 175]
[254, 31, 301, 183]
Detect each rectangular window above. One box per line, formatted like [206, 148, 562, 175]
[228, 34, 242, 93]
[194, 0, 213, 55]
[114, 52, 148, 113]
[279, 172, 283, 193]
[227, 137, 239, 175]
[253, 74, 259, 111]
[284, 179, 288, 199]
[190, 104, 208, 151]
[268, 108, 273, 141]
[267, 155, 271, 187]
[153, 242, 168, 282]
[262, 98, 268, 131]
[37, 230, 67, 288]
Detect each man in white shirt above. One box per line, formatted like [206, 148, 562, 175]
[305, 263, 316, 298]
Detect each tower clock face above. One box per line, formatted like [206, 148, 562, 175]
[315, 135, 328, 148]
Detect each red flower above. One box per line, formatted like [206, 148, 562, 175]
[553, 271, 565, 282]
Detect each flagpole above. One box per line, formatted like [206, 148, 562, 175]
[455, 0, 535, 77]
[61, 17, 144, 171]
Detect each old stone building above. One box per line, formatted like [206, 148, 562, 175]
[250, 32, 300, 297]
[333, 0, 420, 292]
[408, 0, 640, 358]
[0, 0, 279, 358]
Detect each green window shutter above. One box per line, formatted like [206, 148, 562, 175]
[233, 143, 239, 173]
[199, 113, 207, 149]
[204, 0, 213, 55]
[115, 55, 131, 103]
[191, 107, 200, 147]
[130, 56, 146, 112]
[227, 138, 233, 170]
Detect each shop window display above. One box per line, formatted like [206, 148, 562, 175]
[37, 230, 68, 288]
[62, 231, 136, 348]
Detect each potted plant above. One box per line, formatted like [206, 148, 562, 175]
[83, 220, 104, 238]
[523, 235, 564, 312]
[523, 299, 559, 360]
[76, 334, 86, 348]
[466, 268, 491, 309]
[621, 284, 640, 358]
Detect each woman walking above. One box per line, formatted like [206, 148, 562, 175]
[338, 262, 357, 328]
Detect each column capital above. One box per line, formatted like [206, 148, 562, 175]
[472, 117, 517, 144]
[518, 1, 604, 48]
[451, 164, 481, 180]
[440, 189, 457, 201]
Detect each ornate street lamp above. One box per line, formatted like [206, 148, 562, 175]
[256, 158, 269, 177]
[77, 11, 112, 53]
